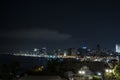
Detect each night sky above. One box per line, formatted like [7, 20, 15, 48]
[1, 1, 120, 51]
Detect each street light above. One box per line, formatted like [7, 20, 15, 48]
[78, 70, 85, 75]
[105, 69, 113, 73]
[97, 72, 102, 76]
[105, 69, 113, 80]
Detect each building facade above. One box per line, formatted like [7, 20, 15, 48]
[116, 44, 120, 53]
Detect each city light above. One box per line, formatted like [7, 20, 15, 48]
[116, 44, 120, 53]
[2, 1, 120, 80]
[78, 70, 85, 75]
[97, 72, 102, 76]
[105, 69, 113, 73]
[34, 48, 38, 52]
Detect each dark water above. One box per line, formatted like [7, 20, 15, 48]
[0, 54, 48, 70]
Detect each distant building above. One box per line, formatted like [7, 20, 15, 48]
[41, 47, 47, 55]
[55, 49, 62, 55]
[77, 48, 88, 56]
[116, 44, 120, 53]
[53, 49, 64, 56]
[63, 50, 67, 56]
[96, 44, 101, 53]
[67, 48, 77, 56]
[33, 48, 40, 55]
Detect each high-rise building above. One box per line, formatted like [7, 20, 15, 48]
[63, 50, 67, 56]
[41, 47, 47, 55]
[116, 44, 120, 53]
[96, 44, 101, 53]
[67, 48, 77, 56]
[33, 48, 40, 55]
[77, 48, 88, 56]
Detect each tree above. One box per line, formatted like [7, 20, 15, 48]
[0, 62, 20, 80]
[9, 61, 20, 75]
[46, 59, 60, 74]
[92, 76, 102, 80]
[0, 64, 13, 80]
[113, 62, 120, 79]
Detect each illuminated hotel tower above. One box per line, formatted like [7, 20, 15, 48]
[116, 44, 120, 53]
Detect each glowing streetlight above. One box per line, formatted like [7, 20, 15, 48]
[97, 72, 102, 76]
[78, 70, 85, 75]
[105, 69, 113, 73]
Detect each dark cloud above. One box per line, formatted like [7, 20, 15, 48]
[0, 28, 72, 41]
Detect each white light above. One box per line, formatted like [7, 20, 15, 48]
[82, 47, 87, 49]
[64, 52, 67, 56]
[78, 70, 85, 75]
[105, 69, 113, 73]
[116, 44, 120, 53]
[78, 71, 82, 74]
[34, 48, 37, 52]
[105, 69, 109, 73]
[53, 56, 56, 58]
[76, 58, 79, 60]
[97, 72, 102, 76]
[49, 55, 53, 58]
[109, 70, 112, 73]
[81, 71, 85, 74]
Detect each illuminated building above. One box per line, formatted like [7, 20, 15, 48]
[67, 48, 77, 56]
[41, 47, 47, 55]
[63, 49, 68, 56]
[116, 44, 120, 53]
[33, 48, 40, 55]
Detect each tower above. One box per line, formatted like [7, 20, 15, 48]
[116, 44, 120, 53]
[33, 48, 40, 55]
[41, 47, 47, 55]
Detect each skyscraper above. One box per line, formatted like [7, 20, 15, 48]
[41, 47, 47, 55]
[116, 44, 120, 53]
[33, 48, 40, 55]
[67, 48, 77, 56]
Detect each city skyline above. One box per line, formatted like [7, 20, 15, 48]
[1, 1, 120, 51]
